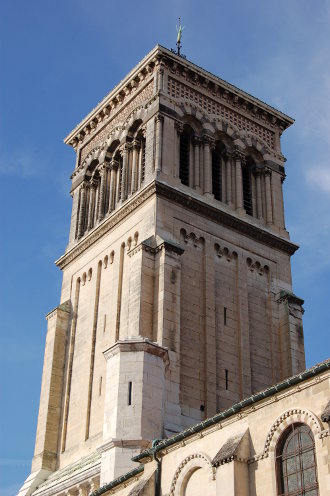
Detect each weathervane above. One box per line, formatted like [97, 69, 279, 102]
[176, 18, 184, 56]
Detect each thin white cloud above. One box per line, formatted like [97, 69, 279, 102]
[0, 149, 42, 178]
[306, 166, 330, 194]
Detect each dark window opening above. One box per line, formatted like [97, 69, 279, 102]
[212, 147, 222, 201]
[225, 369, 229, 390]
[179, 129, 191, 186]
[128, 381, 132, 405]
[242, 165, 253, 215]
[276, 423, 318, 496]
[224, 307, 227, 326]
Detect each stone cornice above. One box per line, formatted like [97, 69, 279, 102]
[56, 180, 298, 270]
[155, 181, 299, 256]
[55, 181, 157, 270]
[159, 45, 294, 131]
[65, 45, 294, 152]
[103, 337, 169, 363]
[64, 46, 162, 150]
[33, 460, 100, 496]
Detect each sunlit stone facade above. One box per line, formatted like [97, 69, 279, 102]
[17, 45, 320, 496]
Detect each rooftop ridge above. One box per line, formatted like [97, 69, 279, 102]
[132, 358, 330, 462]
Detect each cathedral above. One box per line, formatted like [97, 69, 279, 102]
[18, 45, 330, 496]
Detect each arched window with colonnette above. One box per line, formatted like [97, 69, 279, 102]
[276, 423, 319, 496]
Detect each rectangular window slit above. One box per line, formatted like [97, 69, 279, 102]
[103, 314, 106, 333]
[224, 307, 227, 326]
[225, 369, 229, 390]
[128, 381, 132, 405]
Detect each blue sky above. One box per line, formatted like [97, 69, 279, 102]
[1, 1, 329, 494]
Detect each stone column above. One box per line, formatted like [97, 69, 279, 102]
[174, 122, 183, 179]
[87, 180, 96, 230]
[234, 149, 245, 213]
[97, 164, 108, 221]
[154, 114, 164, 173]
[193, 137, 201, 189]
[226, 152, 233, 207]
[120, 145, 128, 201]
[203, 136, 213, 195]
[108, 161, 117, 213]
[77, 182, 87, 239]
[264, 167, 273, 224]
[131, 140, 140, 193]
[255, 168, 263, 220]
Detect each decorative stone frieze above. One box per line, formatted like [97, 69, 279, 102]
[214, 243, 238, 262]
[246, 257, 269, 275]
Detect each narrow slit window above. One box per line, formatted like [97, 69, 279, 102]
[212, 147, 222, 201]
[179, 127, 191, 186]
[225, 369, 229, 390]
[128, 381, 132, 405]
[224, 307, 227, 326]
[242, 165, 253, 215]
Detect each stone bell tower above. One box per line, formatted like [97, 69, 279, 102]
[18, 45, 305, 496]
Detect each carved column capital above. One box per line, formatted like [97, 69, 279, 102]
[140, 125, 147, 138]
[193, 136, 202, 147]
[175, 121, 184, 134]
[203, 135, 215, 149]
[98, 162, 110, 174]
[79, 181, 88, 191]
[263, 166, 272, 176]
[132, 139, 141, 150]
[89, 179, 97, 189]
[110, 159, 119, 171]
[155, 113, 164, 124]
[233, 148, 246, 163]
[119, 144, 129, 157]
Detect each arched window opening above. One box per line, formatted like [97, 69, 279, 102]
[276, 423, 318, 496]
[180, 126, 193, 186]
[212, 142, 224, 201]
[242, 159, 253, 216]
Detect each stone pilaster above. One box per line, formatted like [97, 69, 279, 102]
[107, 161, 117, 213]
[32, 301, 71, 473]
[77, 182, 87, 239]
[264, 167, 273, 225]
[131, 140, 140, 194]
[255, 168, 264, 220]
[120, 145, 128, 201]
[193, 137, 201, 190]
[155, 114, 164, 173]
[97, 163, 108, 221]
[87, 180, 96, 230]
[233, 149, 245, 213]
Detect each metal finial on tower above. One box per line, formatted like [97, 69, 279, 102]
[176, 18, 184, 56]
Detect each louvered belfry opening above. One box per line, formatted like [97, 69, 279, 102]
[242, 159, 253, 216]
[212, 141, 224, 201]
[180, 125, 193, 186]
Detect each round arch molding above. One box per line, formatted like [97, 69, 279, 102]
[170, 452, 215, 496]
[263, 407, 323, 458]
